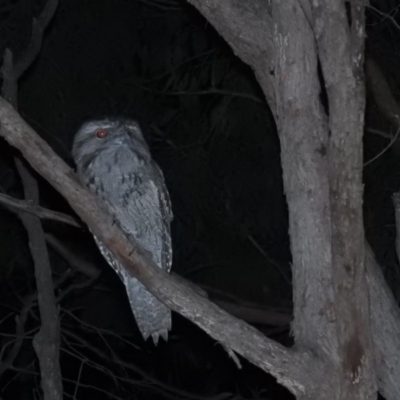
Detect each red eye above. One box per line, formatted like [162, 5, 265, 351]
[96, 129, 108, 138]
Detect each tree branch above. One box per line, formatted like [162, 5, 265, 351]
[0, 192, 80, 227]
[308, 2, 376, 398]
[0, 1, 62, 399]
[0, 96, 321, 398]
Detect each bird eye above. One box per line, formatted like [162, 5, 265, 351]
[96, 129, 108, 138]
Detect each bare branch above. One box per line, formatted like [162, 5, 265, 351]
[364, 127, 400, 167]
[62, 327, 216, 400]
[0, 96, 320, 398]
[0, 1, 62, 399]
[45, 233, 100, 278]
[132, 80, 264, 104]
[0, 192, 80, 227]
[366, 58, 400, 129]
[0, 294, 36, 378]
[13, 0, 59, 80]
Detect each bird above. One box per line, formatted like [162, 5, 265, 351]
[72, 118, 173, 344]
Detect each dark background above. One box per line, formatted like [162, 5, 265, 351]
[0, 1, 399, 399]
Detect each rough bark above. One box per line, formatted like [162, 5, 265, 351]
[0, 97, 327, 398]
[186, 3, 337, 364]
[184, 0, 384, 399]
[2, 0, 400, 399]
[311, 2, 375, 398]
[2, 99, 400, 398]
[366, 242, 400, 400]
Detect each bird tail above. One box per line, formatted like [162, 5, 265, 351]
[126, 277, 171, 344]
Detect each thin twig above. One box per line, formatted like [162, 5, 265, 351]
[0, 192, 80, 227]
[132, 81, 264, 104]
[364, 127, 400, 167]
[0, 1, 62, 397]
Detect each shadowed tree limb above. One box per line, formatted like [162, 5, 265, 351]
[0, 95, 323, 398]
[0, 192, 80, 227]
[0, 1, 62, 399]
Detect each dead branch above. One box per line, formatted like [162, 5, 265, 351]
[45, 233, 100, 278]
[366, 58, 400, 129]
[0, 96, 318, 398]
[0, 192, 80, 227]
[0, 1, 62, 399]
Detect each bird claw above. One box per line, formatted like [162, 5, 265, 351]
[151, 329, 168, 345]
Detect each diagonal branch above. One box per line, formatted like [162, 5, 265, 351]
[0, 192, 80, 227]
[0, 96, 321, 398]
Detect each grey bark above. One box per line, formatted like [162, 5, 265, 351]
[1, 0, 400, 399]
[183, 0, 395, 399]
[2, 97, 400, 397]
[0, 97, 332, 398]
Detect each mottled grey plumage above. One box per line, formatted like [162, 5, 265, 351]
[72, 118, 173, 344]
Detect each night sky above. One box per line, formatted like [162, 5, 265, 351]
[0, 1, 399, 399]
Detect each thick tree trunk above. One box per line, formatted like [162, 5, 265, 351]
[184, 0, 388, 399]
[2, 1, 400, 399]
